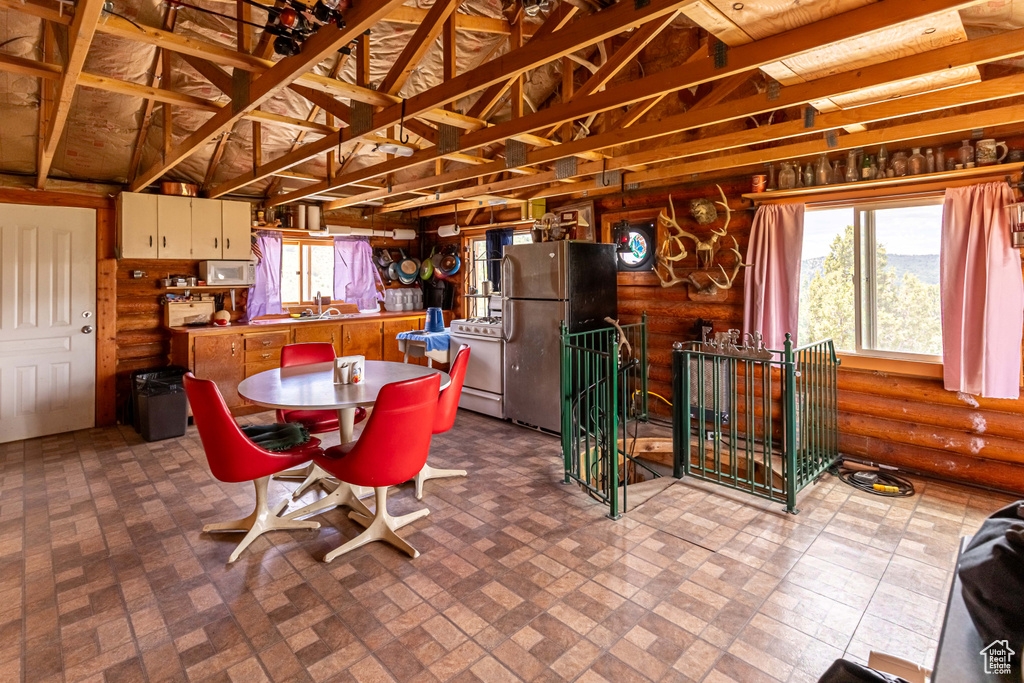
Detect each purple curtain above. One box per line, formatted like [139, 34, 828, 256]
[743, 203, 805, 349]
[246, 230, 283, 321]
[941, 182, 1023, 399]
[334, 237, 384, 311]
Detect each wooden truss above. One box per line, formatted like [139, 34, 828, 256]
[0, 0, 1016, 203]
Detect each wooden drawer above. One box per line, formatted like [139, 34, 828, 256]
[245, 347, 282, 364]
[245, 331, 289, 350]
[245, 360, 280, 378]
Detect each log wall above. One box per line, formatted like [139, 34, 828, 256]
[563, 177, 1024, 494]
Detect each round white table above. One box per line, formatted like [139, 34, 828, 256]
[238, 360, 450, 520]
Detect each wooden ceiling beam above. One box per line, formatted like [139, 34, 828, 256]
[215, 0, 683, 200]
[36, 0, 105, 187]
[382, 74, 1024, 210]
[344, 23, 1024, 210]
[322, 0, 995, 210]
[379, 0, 463, 96]
[129, 0, 406, 192]
[128, 7, 177, 184]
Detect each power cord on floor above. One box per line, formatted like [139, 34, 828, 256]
[828, 461, 915, 497]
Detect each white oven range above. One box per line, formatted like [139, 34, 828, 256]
[448, 316, 504, 419]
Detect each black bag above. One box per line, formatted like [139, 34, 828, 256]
[958, 500, 1024, 646]
[241, 423, 310, 452]
[817, 660, 909, 683]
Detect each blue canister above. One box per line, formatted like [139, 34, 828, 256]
[425, 307, 444, 333]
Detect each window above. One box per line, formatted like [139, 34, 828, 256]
[281, 239, 335, 305]
[465, 231, 531, 318]
[799, 198, 942, 360]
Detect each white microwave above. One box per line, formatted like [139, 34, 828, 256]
[199, 260, 255, 286]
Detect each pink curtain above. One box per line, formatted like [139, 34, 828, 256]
[941, 182, 1023, 399]
[743, 203, 805, 349]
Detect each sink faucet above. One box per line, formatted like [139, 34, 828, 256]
[316, 290, 322, 316]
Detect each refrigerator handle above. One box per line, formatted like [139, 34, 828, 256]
[501, 255, 513, 342]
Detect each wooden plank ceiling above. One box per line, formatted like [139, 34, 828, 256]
[0, 0, 1022, 213]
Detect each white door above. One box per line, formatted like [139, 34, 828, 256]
[221, 201, 251, 261]
[0, 205, 96, 443]
[190, 197, 223, 260]
[157, 195, 192, 259]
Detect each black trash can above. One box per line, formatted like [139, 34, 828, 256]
[131, 366, 188, 441]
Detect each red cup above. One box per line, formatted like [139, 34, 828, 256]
[751, 175, 767, 193]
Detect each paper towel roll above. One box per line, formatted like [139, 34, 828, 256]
[307, 205, 321, 233]
[437, 224, 460, 238]
[392, 228, 417, 241]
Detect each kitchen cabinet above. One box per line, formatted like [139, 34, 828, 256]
[342, 321, 383, 360]
[190, 197, 223, 260]
[382, 317, 427, 365]
[157, 195, 193, 259]
[221, 201, 251, 260]
[117, 192, 158, 258]
[294, 323, 341, 356]
[117, 191, 253, 260]
[194, 334, 244, 408]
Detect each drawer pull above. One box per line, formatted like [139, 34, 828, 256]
[261, 352, 270, 359]
[262, 339, 271, 346]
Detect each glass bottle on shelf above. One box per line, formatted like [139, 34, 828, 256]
[766, 163, 777, 191]
[908, 148, 926, 175]
[925, 149, 935, 174]
[936, 148, 945, 174]
[804, 162, 815, 187]
[778, 161, 796, 190]
[891, 151, 908, 177]
[958, 139, 974, 166]
[831, 160, 843, 184]
[861, 153, 873, 180]
[815, 155, 830, 186]
[794, 161, 804, 188]
[845, 151, 859, 183]
[870, 157, 878, 180]
[877, 145, 889, 176]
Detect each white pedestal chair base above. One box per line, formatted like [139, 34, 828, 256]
[203, 476, 320, 563]
[323, 486, 429, 563]
[414, 462, 468, 500]
[281, 479, 373, 521]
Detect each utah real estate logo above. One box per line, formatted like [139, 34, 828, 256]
[980, 640, 1015, 675]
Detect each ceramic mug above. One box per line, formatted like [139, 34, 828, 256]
[975, 139, 1008, 166]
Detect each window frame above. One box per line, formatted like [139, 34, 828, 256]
[804, 195, 944, 364]
[462, 230, 532, 319]
[281, 237, 335, 306]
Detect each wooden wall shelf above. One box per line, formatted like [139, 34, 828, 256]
[742, 162, 1024, 203]
[161, 285, 246, 291]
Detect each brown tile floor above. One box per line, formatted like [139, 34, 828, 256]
[0, 410, 1015, 683]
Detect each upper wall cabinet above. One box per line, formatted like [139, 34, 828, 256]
[117, 191, 253, 260]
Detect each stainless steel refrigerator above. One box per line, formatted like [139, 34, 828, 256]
[502, 241, 618, 433]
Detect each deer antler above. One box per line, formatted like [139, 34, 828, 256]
[710, 184, 731, 238]
[704, 237, 750, 290]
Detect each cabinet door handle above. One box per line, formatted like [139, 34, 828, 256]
[226, 238, 230, 249]
[163, 236, 166, 248]
[149, 235, 153, 247]
[231, 343, 236, 356]
[214, 237, 218, 249]
[331, 332, 336, 344]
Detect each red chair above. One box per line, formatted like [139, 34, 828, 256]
[313, 373, 440, 562]
[183, 373, 322, 563]
[414, 345, 470, 500]
[274, 342, 366, 499]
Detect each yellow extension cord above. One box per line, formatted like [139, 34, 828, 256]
[633, 389, 673, 408]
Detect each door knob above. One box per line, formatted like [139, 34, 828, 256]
[81, 325, 94, 334]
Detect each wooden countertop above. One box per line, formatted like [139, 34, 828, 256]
[167, 310, 431, 335]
